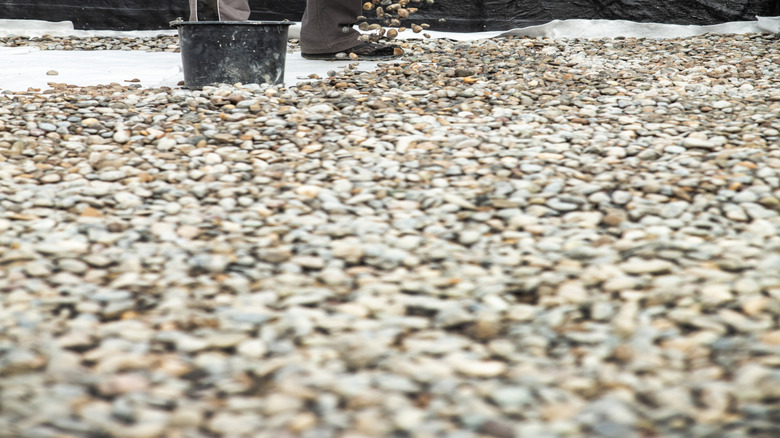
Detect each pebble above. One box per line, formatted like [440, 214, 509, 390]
[1, 30, 779, 438]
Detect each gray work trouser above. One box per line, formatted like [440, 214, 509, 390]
[299, 0, 361, 54]
[211, 0, 361, 54]
[200, 0, 363, 54]
[217, 0, 251, 20]
[189, 0, 251, 21]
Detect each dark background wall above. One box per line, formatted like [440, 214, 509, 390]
[1, 0, 778, 32]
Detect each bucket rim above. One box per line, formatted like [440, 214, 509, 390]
[172, 20, 294, 27]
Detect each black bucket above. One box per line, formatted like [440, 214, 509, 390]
[174, 21, 292, 88]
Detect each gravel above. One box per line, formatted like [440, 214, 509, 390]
[1, 31, 780, 438]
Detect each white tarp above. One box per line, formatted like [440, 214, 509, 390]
[500, 15, 780, 38]
[0, 17, 777, 92]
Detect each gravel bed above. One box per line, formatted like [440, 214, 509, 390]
[1, 33, 780, 438]
[0, 35, 182, 52]
[0, 34, 303, 54]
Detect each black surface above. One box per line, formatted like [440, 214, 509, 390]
[0, 0, 778, 32]
[0, 0, 188, 30]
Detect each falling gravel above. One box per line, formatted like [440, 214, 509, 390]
[1, 32, 780, 438]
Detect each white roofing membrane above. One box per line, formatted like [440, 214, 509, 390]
[0, 17, 778, 92]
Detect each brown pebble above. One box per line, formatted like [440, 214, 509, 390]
[602, 209, 626, 226]
[478, 419, 515, 438]
[611, 344, 635, 363]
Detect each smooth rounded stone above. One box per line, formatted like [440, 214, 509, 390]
[637, 148, 661, 160]
[57, 331, 97, 351]
[112, 130, 131, 143]
[590, 302, 615, 321]
[114, 412, 170, 438]
[114, 191, 142, 209]
[57, 258, 89, 274]
[723, 204, 749, 221]
[611, 191, 632, 205]
[681, 133, 727, 149]
[547, 198, 580, 211]
[663, 144, 688, 154]
[563, 211, 602, 228]
[732, 277, 761, 295]
[191, 253, 231, 273]
[506, 213, 538, 230]
[734, 364, 780, 402]
[436, 304, 474, 328]
[740, 295, 770, 316]
[40, 173, 62, 183]
[150, 222, 175, 240]
[35, 239, 89, 256]
[177, 225, 200, 239]
[170, 405, 205, 428]
[620, 258, 674, 275]
[0, 350, 46, 376]
[520, 163, 544, 173]
[221, 275, 250, 294]
[37, 122, 57, 132]
[718, 308, 773, 333]
[393, 408, 426, 431]
[102, 300, 136, 318]
[99, 170, 127, 182]
[287, 412, 318, 433]
[489, 386, 534, 410]
[601, 209, 627, 226]
[78, 401, 114, 429]
[317, 267, 350, 286]
[733, 190, 760, 203]
[699, 283, 733, 305]
[205, 332, 247, 349]
[449, 356, 507, 378]
[306, 103, 334, 113]
[660, 201, 690, 218]
[164, 202, 182, 215]
[237, 339, 267, 358]
[24, 261, 53, 277]
[352, 409, 392, 436]
[741, 202, 776, 220]
[156, 137, 177, 151]
[291, 255, 326, 270]
[49, 271, 83, 285]
[578, 397, 638, 435]
[97, 373, 150, 397]
[208, 412, 263, 436]
[746, 219, 778, 238]
[263, 393, 304, 416]
[603, 275, 642, 292]
[82, 254, 113, 268]
[329, 240, 364, 263]
[175, 335, 209, 353]
[458, 229, 483, 245]
[295, 185, 322, 198]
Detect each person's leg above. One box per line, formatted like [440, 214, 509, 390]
[189, 0, 250, 21]
[300, 0, 362, 54]
[217, 0, 251, 21]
